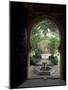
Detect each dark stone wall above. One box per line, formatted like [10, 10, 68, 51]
[10, 2, 28, 88]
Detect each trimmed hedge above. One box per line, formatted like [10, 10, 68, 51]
[30, 55, 41, 65]
[49, 56, 58, 65]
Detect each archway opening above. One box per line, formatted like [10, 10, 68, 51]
[28, 19, 61, 79]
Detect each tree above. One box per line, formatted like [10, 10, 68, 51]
[30, 20, 60, 65]
[48, 37, 59, 55]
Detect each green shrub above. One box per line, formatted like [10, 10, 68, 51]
[54, 56, 58, 65]
[49, 56, 58, 65]
[30, 54, 41, 65]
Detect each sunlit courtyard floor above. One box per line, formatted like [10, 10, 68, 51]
[28, 64, 60, 79]
[28, 54, 61, 79]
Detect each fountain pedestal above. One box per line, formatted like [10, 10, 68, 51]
[38, 62, 51, 75]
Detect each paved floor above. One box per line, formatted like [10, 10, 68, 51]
[19, 78, 66, 88]
[28, 54, 60, 79]
[28, 64, 60, 79]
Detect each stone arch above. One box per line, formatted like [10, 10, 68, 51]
[27, 16, 64, 79]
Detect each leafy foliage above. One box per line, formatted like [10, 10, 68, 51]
[47, 37, 60, 55]
[49, 56, 58, 65]
[30, 20, 60, 65]
[31, 20, 59, 50]
[30, 48, 42, 65]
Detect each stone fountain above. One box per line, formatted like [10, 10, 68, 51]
[39, 62, 52, 75]
[34, 62, 52, 76]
